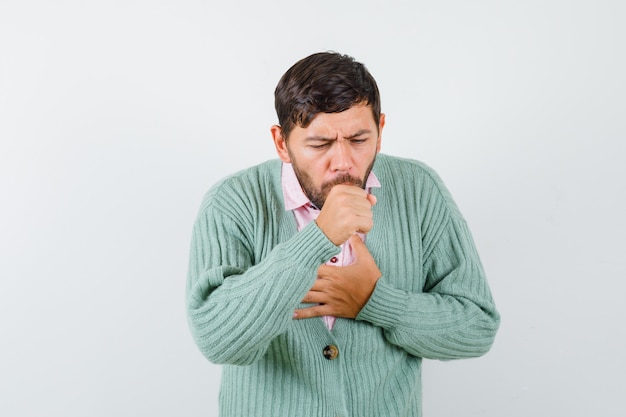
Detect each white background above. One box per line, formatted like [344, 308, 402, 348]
[1, 1, 624, 416]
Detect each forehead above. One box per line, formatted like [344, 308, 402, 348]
[302, 104, 376, 134]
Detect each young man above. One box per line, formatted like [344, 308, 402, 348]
[186, 52, 500, 417]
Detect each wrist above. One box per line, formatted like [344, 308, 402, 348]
[314, 219, 342, 246]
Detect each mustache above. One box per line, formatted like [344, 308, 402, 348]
[320, 173, 364, 194]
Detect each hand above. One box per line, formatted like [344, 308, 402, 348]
[315, 184, 377, 245]
[294, 235, 382, 320]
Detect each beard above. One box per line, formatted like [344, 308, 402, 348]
[290, 155, 377, 210]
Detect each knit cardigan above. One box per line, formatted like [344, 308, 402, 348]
[186, 154, 500, 417]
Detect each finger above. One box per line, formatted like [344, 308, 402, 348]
[349, 234, 373, 260]
[308, 278, 330, 292]
[301, 290, 327, 304]
[355, 216, 374, 234]
[329, 184, 368, 198]
[352, 195, 375, 214]
[317, 265, 343, 284]
[293, 304, 332, 319]
[317, 264, 337, 277]
[348, 233, 364, 249]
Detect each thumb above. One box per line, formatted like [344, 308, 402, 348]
[367, 193, 377, 206]
[349, 234, 367, 253]
[349, 234, 374, 264]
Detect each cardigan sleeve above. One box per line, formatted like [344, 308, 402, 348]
[186, 194, 339, 366]
[356, 163, 500, 360]
[356, 216, 500, 360]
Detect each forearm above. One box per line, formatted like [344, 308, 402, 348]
[356, 277, 500, 359]
[187, 220, 339, 365]
[356, 214, 500, 359]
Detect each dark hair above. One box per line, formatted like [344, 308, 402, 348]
[274, 52, 381, 139]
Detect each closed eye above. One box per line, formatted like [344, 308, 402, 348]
[309, 142, 331, 149]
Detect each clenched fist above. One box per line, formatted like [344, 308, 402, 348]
[315, 184, 377, 245]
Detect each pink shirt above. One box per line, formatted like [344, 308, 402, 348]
[281, 162, 381, 330]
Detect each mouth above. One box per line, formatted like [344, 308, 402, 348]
[325, 174, 362, 188]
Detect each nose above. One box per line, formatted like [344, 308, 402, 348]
[330, 141, 353, 173]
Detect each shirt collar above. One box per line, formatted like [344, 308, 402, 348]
[281, 162, 381, 211]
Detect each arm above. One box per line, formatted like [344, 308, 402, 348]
[186, 198, 339, 365]
[294, 215, 499, 360]
[297, 161, 499, 359]
[356, 215, 500, 360]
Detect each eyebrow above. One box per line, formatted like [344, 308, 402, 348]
[304, 129, 372, 142]
[345, 129, 372, 139]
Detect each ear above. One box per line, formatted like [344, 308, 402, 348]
[271, 125, 291, 163]
[376, 113, 385, 153]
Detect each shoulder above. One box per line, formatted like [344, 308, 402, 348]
[198, 159, 283, 215]
[374, 153, 462, 218]
[374, 153, 449, 192]
[374, 153, 440, 181]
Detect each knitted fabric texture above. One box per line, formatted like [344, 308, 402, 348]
[186, 154, 500, 417]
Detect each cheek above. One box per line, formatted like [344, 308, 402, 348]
[301, 152, 330, 169]
[308, 163, 329, 183]
[355, 148, 377, 166]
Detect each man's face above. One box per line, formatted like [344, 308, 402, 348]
[272, 104, 385, 209]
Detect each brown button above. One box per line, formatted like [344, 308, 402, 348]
[323, 344, 339, 360]
[330, 256, 338, 263]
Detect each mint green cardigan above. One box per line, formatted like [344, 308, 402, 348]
[187, 154, 500, 417]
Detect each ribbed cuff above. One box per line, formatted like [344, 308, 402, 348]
[355, 277, 408, 330]
[286, 221, 340, 270]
